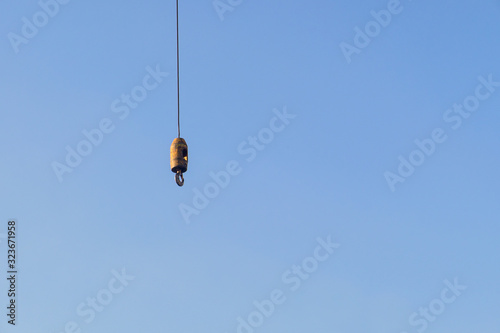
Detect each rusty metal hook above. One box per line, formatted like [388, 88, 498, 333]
[175, 171, 184, 187]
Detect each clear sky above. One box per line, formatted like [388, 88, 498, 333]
[1, 0, 499, 332]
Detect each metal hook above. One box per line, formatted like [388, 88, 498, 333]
[175, 172, 184, 187]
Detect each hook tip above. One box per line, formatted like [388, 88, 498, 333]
[175, 172, 184, 187]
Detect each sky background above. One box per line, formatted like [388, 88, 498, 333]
[1, 0, 500, 332]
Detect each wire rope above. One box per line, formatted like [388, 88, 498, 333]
[176, 0, 181, 138]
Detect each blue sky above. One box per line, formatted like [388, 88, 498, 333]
[1, 0, 500, 332]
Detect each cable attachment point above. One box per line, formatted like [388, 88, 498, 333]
[175, 171, 184, 187]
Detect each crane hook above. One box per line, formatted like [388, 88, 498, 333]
[170, 137, 188, 187]
[175, 171, 184, 187]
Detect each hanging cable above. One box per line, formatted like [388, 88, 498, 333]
[170, 0, 188, 187]
[176, 0, 181, 138]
